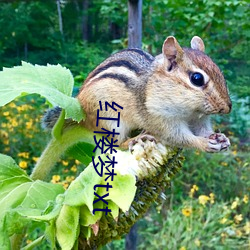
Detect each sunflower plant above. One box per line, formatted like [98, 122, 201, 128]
[0, 62, 182, 249]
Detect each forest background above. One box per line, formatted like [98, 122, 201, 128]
[0, 0, 249, 249]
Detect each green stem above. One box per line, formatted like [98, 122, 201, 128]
[30, 125, 95, 181]
[10, 233, 24, 250]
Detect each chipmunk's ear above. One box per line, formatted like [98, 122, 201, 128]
[162, 36, 184, 63]
[191, 36, 205, 52]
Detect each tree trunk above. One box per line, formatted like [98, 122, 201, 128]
[82, 0, 89, 41]
[128, 0, 142, 48]
[126, 2, 143, 247]
[56, 0, 63, 36]
[125, 223, 137, 250]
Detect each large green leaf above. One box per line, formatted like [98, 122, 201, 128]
[0, 230, 10, 250]
[26, 198, 63, 222]
[107, 200, 119, 219]
[0, 176, 31, 201]
[0, 154, 64, 217]
[64, 161, 102, 211]
[0, 62, 84, 121]
[64, 153, 137, 227]
[45, 220, 56, 249]
[0, 151, 138, 249]
[0, 154, 30, 181]
[20, 181, 64, 212]
[102, 172, 136, 213]
[56, 205, 80, 250]
[0, 182, 33, 215]
[7, 181, 65, 229]
[79, 204, 103, 227]
[66, 142, 96, 166]
[0, 154, 65, 248]
[0, 181, 33, 245]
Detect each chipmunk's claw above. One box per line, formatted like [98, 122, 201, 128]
[207, 133, 230, 152]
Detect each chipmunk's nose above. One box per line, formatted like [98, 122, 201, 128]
[219, 101, 232, 114]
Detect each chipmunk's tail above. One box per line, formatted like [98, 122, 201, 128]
[41, 106, 62, 130]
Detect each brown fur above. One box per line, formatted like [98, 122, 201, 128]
[76, 36, 231, 152]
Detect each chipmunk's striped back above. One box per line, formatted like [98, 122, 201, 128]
[83, 48, 155, 88]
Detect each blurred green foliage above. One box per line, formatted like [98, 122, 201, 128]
[0, 0, 249, 97]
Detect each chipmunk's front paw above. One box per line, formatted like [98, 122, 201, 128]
[206, 133, 230, 152]
[129, 134, 156, 152]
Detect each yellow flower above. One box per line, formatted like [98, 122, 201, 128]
[231, 198, 240, 209]
[236, 229, 243, 237]
[182, 207, 192, 217]
[179, 247, 186, 250]
[32, 157, 39, 163]
[234, 214, 243, 224]
[3, 111, 9, 116]
[66, 176, 75, 182]
[26, 121, 33, 129]
[220, 217, 228, 224]
[9, 102, 16, 108]
[0, 130, 8, 138]
[221, 162, 228, 167]
[231, 201, 238, 209]
[11, 119, 18, 127]
[51, 175, 61, 183]
[243, 195, 248, 204]
[70, 165, 77, 172]
[19, 161, 28, 169]
[244, 221, 250, 234]
[209, 193, 215, 204]
[232, 150, 237, 156]
[198, 195, 210, 206]
[75, 159, 81, 165]
[189, 184, 199, 197]
[17, 105, 31, 112]
[3, 138, 9, 145]
[4, 147, 10, 152]
[18, 152, 30, 159]
[223, 205, 228, 211]
[235, 157, 242, 163]
[194, 238, 201, 247]
[221, 232, 227, 238]
[62, 160, 69, 166]
[17, 106, 23, 112]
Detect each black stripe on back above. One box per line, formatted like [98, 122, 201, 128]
[91, 60, 140, 79]
[125, 48, 154, 62]
[96, 73, 130, 85]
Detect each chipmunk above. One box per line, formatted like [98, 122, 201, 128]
[43, 36, 232, 153]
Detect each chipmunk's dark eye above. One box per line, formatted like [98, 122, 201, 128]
[190, 72, 204, 87]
